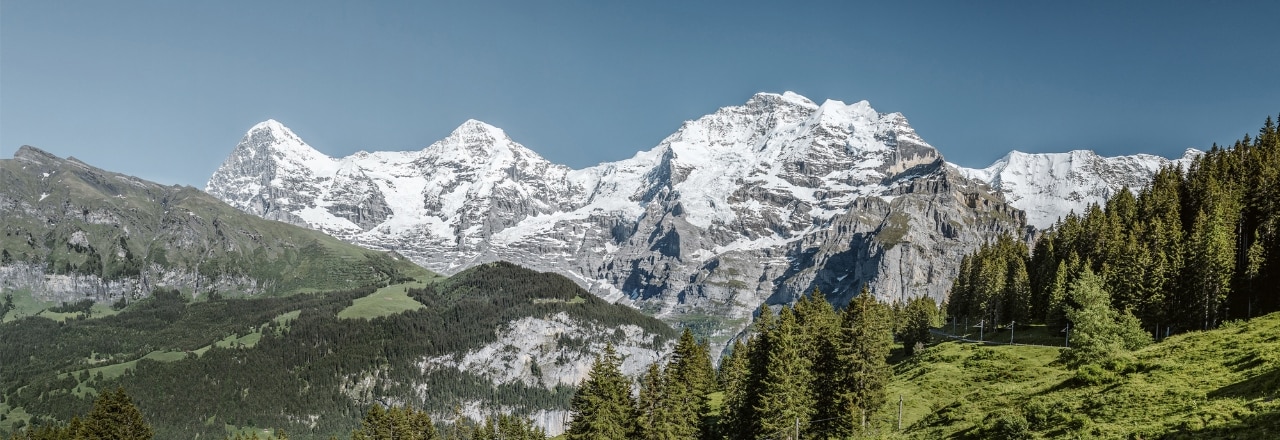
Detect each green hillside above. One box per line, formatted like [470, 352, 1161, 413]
[0, 263, 675, 439]
[0, 146, 424, 319]
[887, 313, 1280, 439]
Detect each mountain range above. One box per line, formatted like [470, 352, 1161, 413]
[205, 91, 1197, 350]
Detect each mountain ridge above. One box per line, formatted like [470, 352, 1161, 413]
[207, 92, 1028, 350]
[955, 147, 1201, 228]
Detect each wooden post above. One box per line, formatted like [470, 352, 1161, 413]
[1010, 320, 1015, 344]
[897, 394, 903, 431]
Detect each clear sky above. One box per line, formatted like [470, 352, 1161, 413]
[2, 1, 1277, 187]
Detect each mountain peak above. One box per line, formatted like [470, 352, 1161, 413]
[14, 145, 59, 163]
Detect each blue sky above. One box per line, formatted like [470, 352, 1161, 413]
[2, 1, 1277, 187]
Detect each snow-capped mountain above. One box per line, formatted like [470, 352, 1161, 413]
[207, 92, 1027, 350]
[955, 149, 1201, 229]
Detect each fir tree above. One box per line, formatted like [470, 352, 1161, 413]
[633, 362, 664, 439]
[77, 387, 154, 440]
[833, 287, 893, 437]
[753, 307, 814, 440]
[655, 328, 715, 439]
[1060, 267, 1152, 368]
[567, 344, 634, 440]
[899, 297, 936, 356]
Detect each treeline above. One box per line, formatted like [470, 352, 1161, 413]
[950, 115, 1280, 335]
[567, 289, 902, 439]
[1, 262, 675, 439]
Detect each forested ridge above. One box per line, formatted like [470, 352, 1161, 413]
[949, 115, 1280, 336]
[0, 262, 675, 439]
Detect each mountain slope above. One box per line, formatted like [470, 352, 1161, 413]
[955, 149, 1201, 229]
[0, 146, 422, 312]
[889, 313, 1280, 438]
[207, 92, 1028, 350]
[0, 262, 676, 438]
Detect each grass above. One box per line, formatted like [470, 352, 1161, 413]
[0, 402, 33, 433]
[887, 312, 1280, 439]
[70, 350, 192, 382]
[337, 276, 435, 319]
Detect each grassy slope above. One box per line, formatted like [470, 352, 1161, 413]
[889, 313, 1280, 439]
[337, 274, 440, 319]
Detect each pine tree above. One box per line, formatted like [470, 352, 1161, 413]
[753, 306, 814, 440]
[899, 297, 936, 356]
[633, 363, 664, 440]
[76, 387, 154, 440]
[717, 339, 751, 440]
[655, 328, 715, 439]
[795, 289, 842, 435]
[1060, 267, 1152, 368]
[720, 307, 776, 440]
[833, 287, 893, 437]
[351, 405, 438, 440]
[567, 344, 634, 440]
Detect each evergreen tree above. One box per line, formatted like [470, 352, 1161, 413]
[753, 307, 814, 440]
[720, 307, 776, 440]
[567, 344, 634, 440]
[633, 363, 664, 440]
[76, 387, 154, 440]
[899, 297, 937, 356]
[832, 287, 893, 437]
[350, 405, 438, 440]
[655, 328, 715, 439]
[716, 339, 751, 440]
[794, 289, 842, 436]
[1060, 268, 1152, 368]
[468, 414, 545, 440]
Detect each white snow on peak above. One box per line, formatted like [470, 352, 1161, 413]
[208, 91, 942, 274]
[956, 148, 1202, 229]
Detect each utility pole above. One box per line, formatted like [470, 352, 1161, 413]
[794, 417, 800, 440]
[1010, 320, 1015, 344]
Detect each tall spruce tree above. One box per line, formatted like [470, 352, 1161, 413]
[652, 328, 714, 439]
[720, 307, 776, 440]
[795, 289, 842, 436]
[567, 344, 634, 440]
[753, 306, 814, 440]
[833, 287, 893, 437]
[634, 362, 665, 440]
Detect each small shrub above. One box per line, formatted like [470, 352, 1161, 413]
[1074, 363, 1118, 386]
[983, 408, 1032, 440]
[1024, 398, 1060, 430]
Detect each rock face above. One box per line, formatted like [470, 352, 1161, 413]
[955, 149, 1201, 229]
[207, 92, 1028, 349]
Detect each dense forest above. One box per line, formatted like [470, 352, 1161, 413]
[949, 115, 1280, 336]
